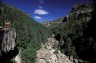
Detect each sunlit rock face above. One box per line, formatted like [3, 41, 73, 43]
[35, 34, 73, 63]
[0, 27, 18, 62]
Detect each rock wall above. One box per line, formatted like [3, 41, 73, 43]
[1, 28, 16, 52]
[0, 27, 18, 62]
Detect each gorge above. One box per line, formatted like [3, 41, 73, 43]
[0, 2, 96, 63]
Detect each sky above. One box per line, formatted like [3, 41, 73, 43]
[1, 0, 92, 22]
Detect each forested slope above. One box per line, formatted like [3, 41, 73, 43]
[0, 2, 51, 63]
[50, 4, 96, 63]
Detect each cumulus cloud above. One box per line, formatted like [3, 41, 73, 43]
[34, 9, 49, 15]
[34, 16, 42, 19]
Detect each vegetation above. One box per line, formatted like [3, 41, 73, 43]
[50, 4, 96, 63]
[0, 2, 51, 63]
[1, 2, 96, 63]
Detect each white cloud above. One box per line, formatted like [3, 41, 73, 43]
[34, 9, 48, 15]
[34, 16, 42, 19]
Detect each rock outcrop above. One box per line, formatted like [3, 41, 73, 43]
[15, 50, 21, 63]
[48, 4, 95, 63]
[35, 34, 73, 63]
[0, 26, 18, 62]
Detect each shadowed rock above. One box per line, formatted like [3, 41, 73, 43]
[0, 27, 18, 63]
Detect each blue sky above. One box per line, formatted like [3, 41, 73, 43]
[2, 0, 92, 22]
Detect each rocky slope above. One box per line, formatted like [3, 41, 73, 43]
[35, 34, 73, 63]
[49, 4, 96, 63]
[0, 26, 18, 62]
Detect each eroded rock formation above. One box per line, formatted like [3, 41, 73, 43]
[0, 27, 18, 62]
[35, 34, 73, 63]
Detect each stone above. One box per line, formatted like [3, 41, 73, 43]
[35, 59, 46, 63]
[0, 27, 18, 62]
[36, 37, 73, 63]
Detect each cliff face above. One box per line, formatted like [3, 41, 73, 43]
[49, 4, 96, 63]
[0, 27, 18, 62]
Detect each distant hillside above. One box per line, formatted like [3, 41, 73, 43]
[0, 2, 51, 63]
[50, 4, 96, 63]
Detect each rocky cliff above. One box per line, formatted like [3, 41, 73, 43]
[49, 4, 96, 63]
[0, 26, 18, 62]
